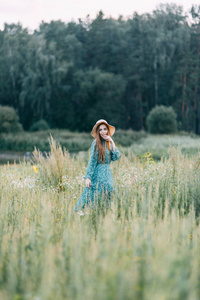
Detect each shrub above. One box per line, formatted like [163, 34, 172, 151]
[114, 129, 146, 147]
[0, 105, 23, 133]
[146, 105, 177, 134]
[29, 119, 50, 132]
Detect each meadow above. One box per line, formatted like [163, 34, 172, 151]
[0, 129, 145, 153]
[1, 130, 200, 160]
[0, 138, 200, 299]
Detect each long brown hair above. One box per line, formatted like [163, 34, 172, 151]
[95, 123, 111, 164]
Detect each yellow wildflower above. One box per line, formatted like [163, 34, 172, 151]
[32, 165, 38, 173]
[134, 256, 141, 262]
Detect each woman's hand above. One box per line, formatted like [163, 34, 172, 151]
[86, 178, 91, 189]
[102, 134, 112, 142]
[102, 135, 116, 151]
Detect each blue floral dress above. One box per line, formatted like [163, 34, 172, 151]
[74, 140, 121, 211]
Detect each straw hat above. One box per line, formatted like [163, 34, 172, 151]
[91, 119, 115, 138]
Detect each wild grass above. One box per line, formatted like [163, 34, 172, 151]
[0, 129, 93, 152]
[0, 129, 144, 153]
[1, 130, 200, 161]
[32, 136, 72, 191]
[124, 134, 200, 160]
[0, 140, 200, 299]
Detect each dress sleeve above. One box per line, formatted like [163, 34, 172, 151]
[111, 145, 121, 161]
[84, 141, 98, 179]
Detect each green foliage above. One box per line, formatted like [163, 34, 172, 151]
[72, 68, 126, 131]
[0, 24, 30, 114]
[0, 129, 146, 152]
[29, 119, 50, 132]
[0, 130, 93, 152]
[146, 105, 177, 134]
[126, 134, 200, 160]
[1, 130, 200, 163]
[114, 129, 146, 147]
[0, 105, 23, 133]
[0, 5, 200, 133]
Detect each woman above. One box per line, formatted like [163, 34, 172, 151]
[74, 119, 121, 213]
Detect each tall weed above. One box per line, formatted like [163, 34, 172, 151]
[32, 136, 71, 191]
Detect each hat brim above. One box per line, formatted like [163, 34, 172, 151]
[91, 121, 115, 138]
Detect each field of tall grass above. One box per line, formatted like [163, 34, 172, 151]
[0, 139, 200, 299]
[0, 129, 145, 153]
[125, 134, 200, 160]
[1, 130, 200, 162]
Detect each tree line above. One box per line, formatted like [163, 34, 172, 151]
[0, 3, 200, 133]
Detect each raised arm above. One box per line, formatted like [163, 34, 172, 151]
[101, 135, 121, 162]
[111, 145, 121, 161]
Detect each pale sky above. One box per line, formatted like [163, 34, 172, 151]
[0, 0, 199, 30]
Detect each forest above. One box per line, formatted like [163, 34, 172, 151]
[1, 3, 200, 133]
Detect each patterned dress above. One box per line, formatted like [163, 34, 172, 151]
[74, 140, 121, 211]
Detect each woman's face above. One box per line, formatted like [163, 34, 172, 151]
[99, 124, 108, 138]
